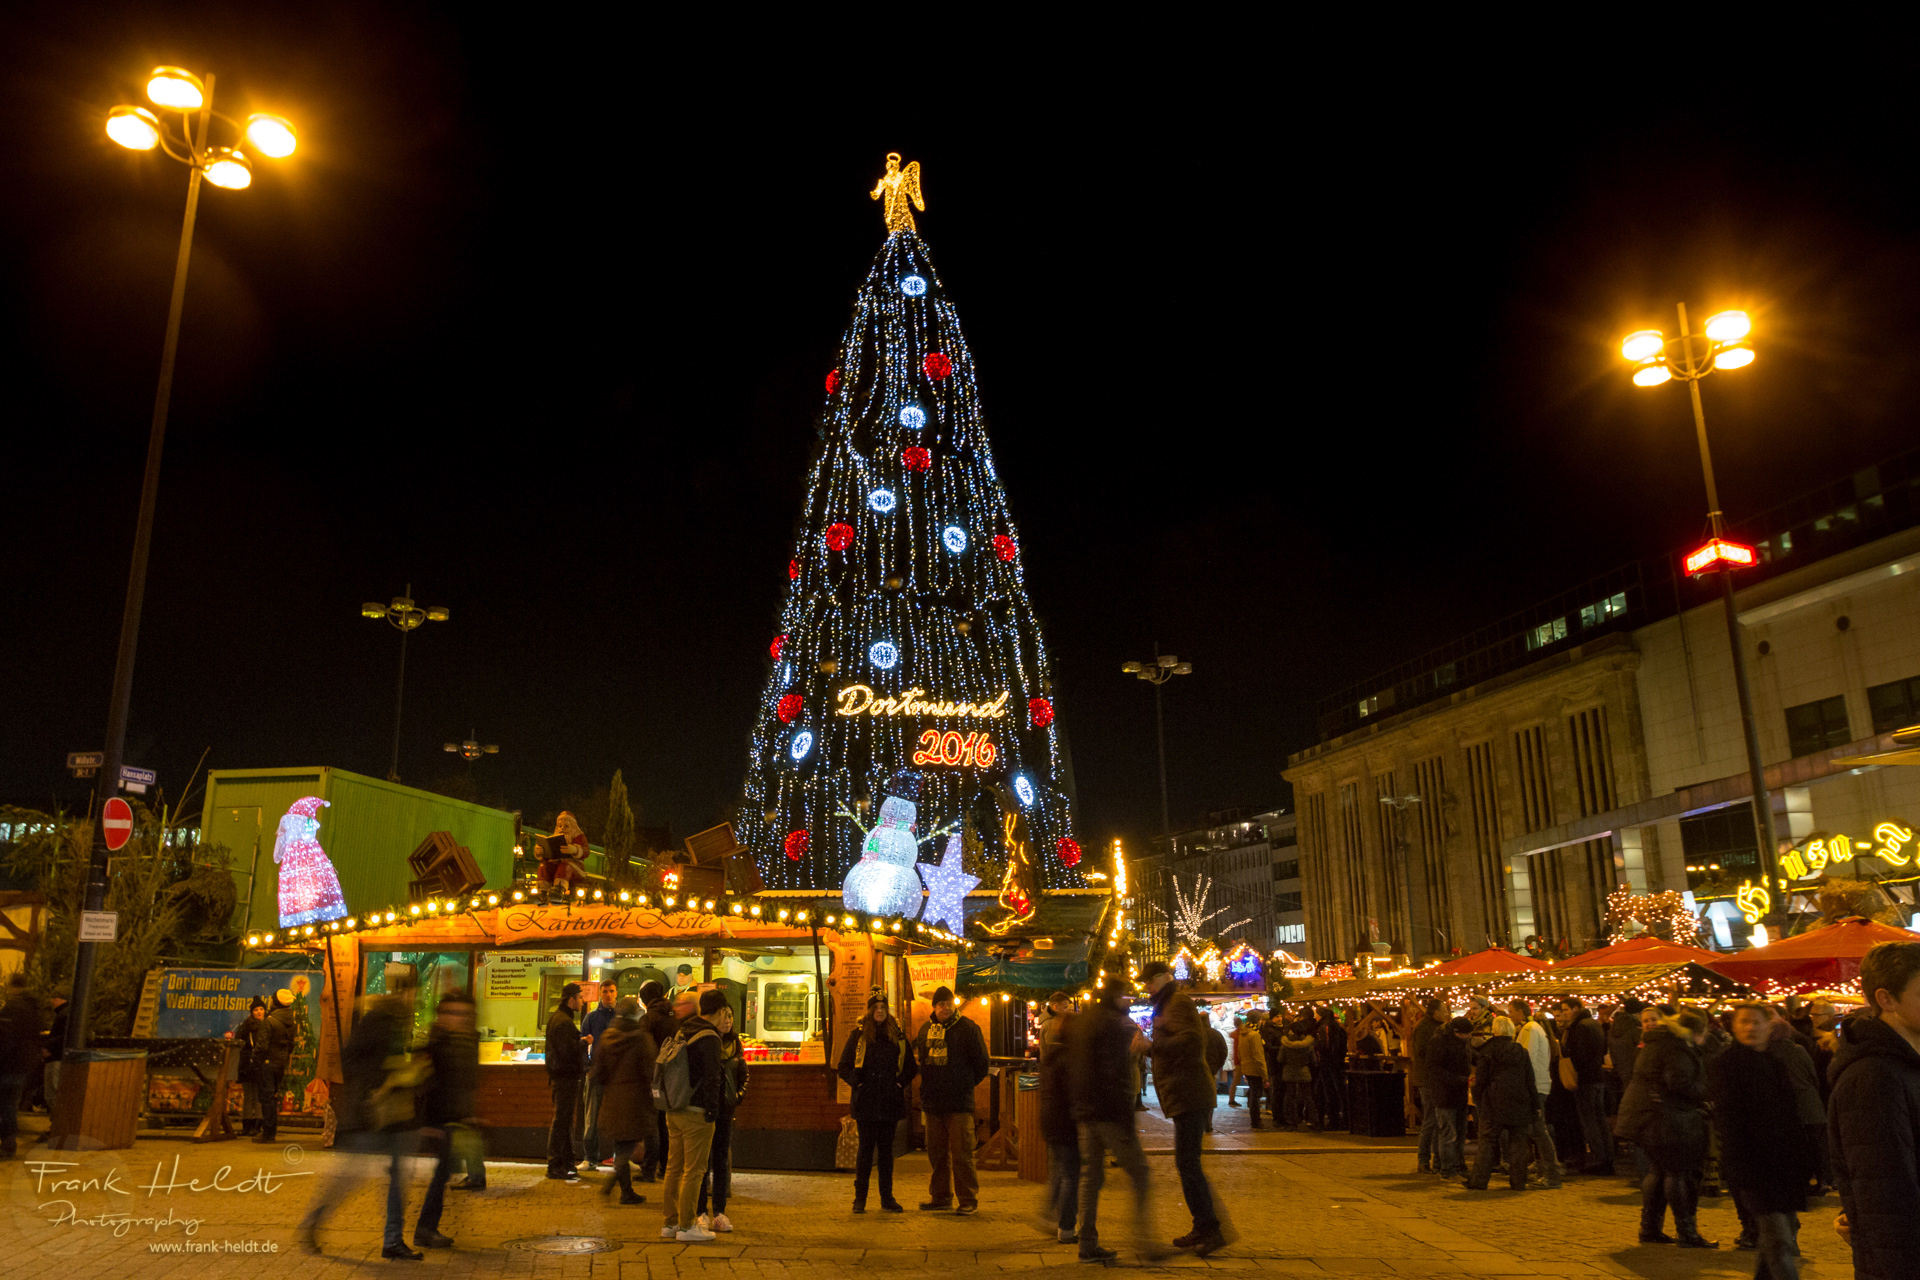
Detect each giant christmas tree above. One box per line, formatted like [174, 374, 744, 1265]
[738, 155, 1084, 927]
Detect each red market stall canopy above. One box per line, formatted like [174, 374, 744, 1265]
[1426, 948, 1549, 975]
[1710, 917, 1920, 994]
[1560, 935, 1730, 970]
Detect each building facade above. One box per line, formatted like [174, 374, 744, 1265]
[1130, 808, 1297, 958]
[1285, 452, 1920, 962]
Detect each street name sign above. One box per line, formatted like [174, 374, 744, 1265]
[119, 765, 156, 794]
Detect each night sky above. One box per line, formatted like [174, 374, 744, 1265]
[4, 13, 1919, 859]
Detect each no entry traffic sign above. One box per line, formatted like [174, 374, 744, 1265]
[102, 796, 134, 851]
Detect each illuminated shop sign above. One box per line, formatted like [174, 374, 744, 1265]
[1780, 821, 1916, 881]
[834, 685, 1011, 719]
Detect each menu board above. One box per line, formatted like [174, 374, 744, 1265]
[484, 954, 545, 1001]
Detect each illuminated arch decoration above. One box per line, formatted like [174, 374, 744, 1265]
[275, 796, 348, 928]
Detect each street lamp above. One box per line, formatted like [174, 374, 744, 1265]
[64, 68, 299, 1065]
[362, 585, 450, 782]
[443, 733, 501, 763]
[1620, 303, 1780, 899]
[1119, 648, 1193, 839]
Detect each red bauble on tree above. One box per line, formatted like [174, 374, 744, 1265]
[783, 830, 810, 861]
[902, 446, 931, 472]
[776, 694, 803, 723]
[788, 558, 800, 581]
[824, 369, 840, 394]
[769, 634, 787, 661]
[825, 523, 855, 551]
[1056, 837, 1082, 867]
[922, 352, 952, 380]
[993, 534, 1018, 562]
[1028, 697, 1054, 728]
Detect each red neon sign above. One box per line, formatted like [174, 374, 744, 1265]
[1684, 537, 1758, 576]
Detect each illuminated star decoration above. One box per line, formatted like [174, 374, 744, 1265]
[917, 833, 978, 935]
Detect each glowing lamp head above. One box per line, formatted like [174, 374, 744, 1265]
[201, 148, 253, 190]
[146, 67, 205, 111]
[1631, 362, 1673, 388]
[1704, 310, 1752, 343]
[243, 113, 297, 158]
[1714, 346, 1756, 371]
[107, 105, 162, 151]
[1620, 329, 1665, 363]
[1685, 537, 1759, 576]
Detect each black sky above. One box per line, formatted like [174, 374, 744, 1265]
[4, 13, 1919, 859]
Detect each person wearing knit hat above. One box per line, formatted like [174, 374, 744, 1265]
[254, 988, 301, 1144]
[225, 996, 270, 1135]
[1464, 1014, 1540, 1191]
[912, 985, 987, 1213]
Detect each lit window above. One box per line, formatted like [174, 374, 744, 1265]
[1525, 617, 1568, 651]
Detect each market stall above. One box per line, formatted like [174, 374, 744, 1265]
[1559, 935, 1730, 969]
[1488, 960, 1753, 1005]
[1708, 916, 1918, 995]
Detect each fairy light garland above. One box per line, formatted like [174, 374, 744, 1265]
[736, 214, 1081, 897]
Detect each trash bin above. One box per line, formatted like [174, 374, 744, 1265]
[48, 1049, 149, 1151]
[1345, 1067, 1407, 1137]
[1015, 1070, 1045, 1183]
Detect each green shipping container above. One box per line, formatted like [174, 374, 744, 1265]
[200, 767, 518, 935]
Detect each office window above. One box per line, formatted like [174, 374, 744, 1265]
[1434, 663, 1457, 689]
[1868, 675, 1920, 736]
[1273, 858, 1299, 882]
[1525, 617, 1568, 651]
[1785, 695, 1853, 757]
[1275, 892, 1302, 913]
[1679, 809, 1759, 882]
[1579, 592, 1628, 628]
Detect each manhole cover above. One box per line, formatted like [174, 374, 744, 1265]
[503, 1237, 620, 1254]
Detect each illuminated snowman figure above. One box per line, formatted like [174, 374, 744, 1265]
[841, 771, 951, 918]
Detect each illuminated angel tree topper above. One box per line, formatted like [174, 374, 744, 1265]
[740, 157, 1083, 905]
[276, 796, 348, 928]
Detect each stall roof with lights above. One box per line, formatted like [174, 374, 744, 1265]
[1708, 917, 1919, 993]
[1560, 935, 1731, 970]
[1489, 961, 1751, 1002]
[1425, 948, 1550, 975]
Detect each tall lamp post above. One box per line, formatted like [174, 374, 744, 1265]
[65, 69, 299, 1060]
[443, 732, 500, 774]
[1120, 648, 1193, 840]
[362, 585, 450, 781]
[1619, 304, 1781, 907]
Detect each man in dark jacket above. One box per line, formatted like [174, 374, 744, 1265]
[1609, 997, 1645, 1098]
[1713, 1002, 1814, 1276]
[1555, 997, 1614, 1175]
[546, 982, 588, 1180]
[253, 990, 298, 1144]
[298, 980, 419, 1260]
[1313, 1005, 1348, 1130]
[1617, 1009, 1713, 1248]
[913, 985, 988, 1214]
[1828, 941, 1920, 1280]
[413, 990, 481, 1247]
[1409, 999, 1449, 1174]
[0, 974, 42, 1158]
[638, 981, 678, 1180]
[660, 989, 724, 1241]
[580, 978, 619, 1169]
[1767, 1013, 1830, 1212]
[1144, 960, 1227, 1255]
[1036, 1000, 1079, 1240]
[1429, 1017, 1472, 1177]
[1465, 1018, 1539, 1191]
[593, 997, 656, 1206]
[1066, 980, 1161, 1265]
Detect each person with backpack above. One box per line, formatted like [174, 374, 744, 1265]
[696, 997, 749, 1233]
[545, 982, 588, 1180]
[638, 980, 679, 1181]
[838, 993, 917, 1213]
[913, 986, 989, 1214]
[655, 988, 724, 1243]
[593, 996, 656, 1206]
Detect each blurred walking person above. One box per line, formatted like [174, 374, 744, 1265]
[657, 988, 724, 1242]
[580, 978, 619, 1170]
[413, 990, 481, 1249]
[0, 973, 41, 1158]
[1142, 960, 1228, 1255]
[837, 993, 915, 1214]
[1035, 993, 1079, 1240]
[593, 995, 655, 1206]
[913, 985, 988, 1214]
[298, 974, 421, 1260]
[253, 989, 298, 1144]
[1828, 941, 1920, 1280]
[1712, 1002, 1813, 1278]
[1067, 979, 1161, 1264]
[696, 996, 748, 1232]
[1616, 1008, 1715, 1248]
[545, 982, 587, 1180]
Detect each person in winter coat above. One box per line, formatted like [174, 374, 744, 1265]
[413, 990, 482, 1248]
[1828, 941, 1920, 1280]
[544, 982, 588, 1180]
[1066, 979, 1162, 1265]
[580, 978, 619, 1169]
[1712, 1002, 1814, 1277]
[1313, 1005, 1348, 1130]
[1555, 997, 1614, 1175]
[1616, 1008, 1715, 1248]
[1465, 1018, 1539, 1191]
[1610, 998, 1646, 1099]
[1506, 1001, 1562, 1188]
[592, 997, 656, 1206]
[298, 979, 419, 1259]
[1409, 999, 1450, 1174]
[913, 985, 988, 1214]
[1278, 1021, 1316, 1131]
[660, 989, 725, 1242]
[1426, 1018, 1472, 1176]
[1036, 1001, 1080, 1240]
[0, 974, 42, 1157]
[1763, 1013, 1829, 1213]
[838, 994, 917, 1214]
[225, 997, 268, 1135]
[252, 989, 298, 1144]
[638, 981, 679, 1180]
[696, 998, 749, 1231]
[1233, 1013, 1269, 1127]
[1143, 961, 1227, 1256]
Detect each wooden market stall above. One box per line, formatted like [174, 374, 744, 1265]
[1708, 916, 1918, 996]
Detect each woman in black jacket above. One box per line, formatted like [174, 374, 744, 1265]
[1711, 1002, 1814, 1277]
[225, 998, 268, 1135]
[698, 1002, 751, 1231]
[836, 994, 916, 1213]
[1616, 1009, 1715, 1248]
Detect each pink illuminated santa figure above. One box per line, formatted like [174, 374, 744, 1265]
[276, 796, 348, 927]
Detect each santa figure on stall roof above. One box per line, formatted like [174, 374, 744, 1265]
[537, 810, 590, 898]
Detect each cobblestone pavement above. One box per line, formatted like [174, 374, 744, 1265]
[0, 1108, 1856, 1278]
